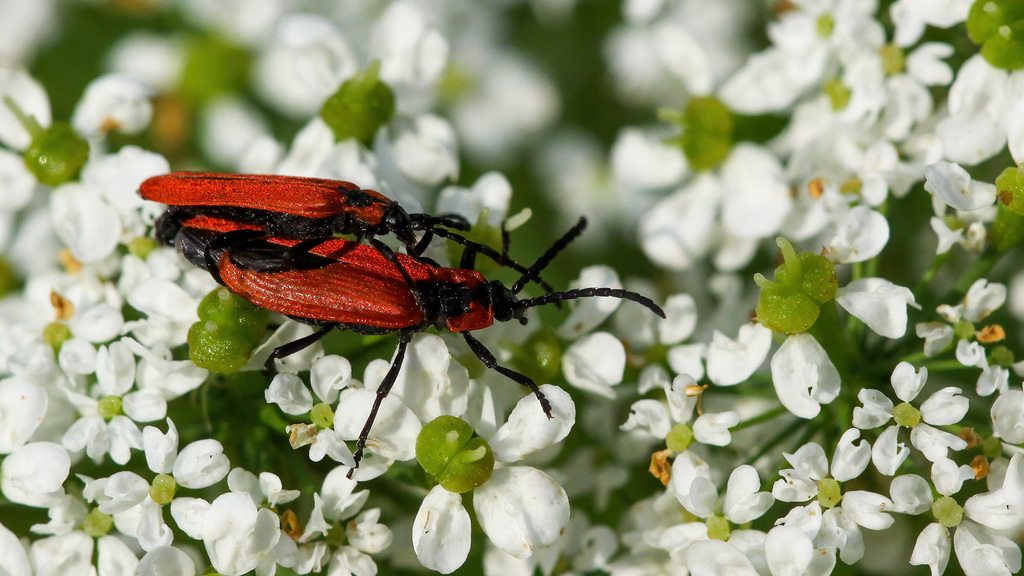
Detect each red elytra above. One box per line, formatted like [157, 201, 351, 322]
[142, 172, 553, 292]
[140, 172, 390, 220]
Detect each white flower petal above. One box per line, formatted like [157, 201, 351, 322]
[890, 474, 933, 515]
[138, 546, 196, 576]
[561, 332, 625, 398]
[309, 355, 352, 405]
[723, 465, 773, 524]
[909, 523, 950, 576]
[835, 278, 917, 339]
[50, 186, 122, 264]
[266, 374, 313, 415]
[826, 206, 890, 263]
[692, 411, 738, 447]
[705, 322, 771, 386]
[334, 388, 420, 462]
[413, 486, 470, 574]
[638, 175, 718, 270]
[871, 425, 909, 476]
[831, 428, 871, 482]
[771, 333, 841, 419]
[0, 66, 51, 150]
[686, 539, 759, 576]
[992, 390, 1024, 443]
[0, 376, 47, 453]
[173, 439, 229, 488]
[853, 388, 893, 429]
[387, 114, 458, 187]
[657, 293, 698, 345]
[924, 161, 997, 211]
[891, 361, 928, 402]
[920, 387, 968, 426]
[473, 466, 569, 559]
[142, 419, 178, 475]
[490, 384, 575, 463]
[842, 490, 894, 530]
[1, 441, 69, 507]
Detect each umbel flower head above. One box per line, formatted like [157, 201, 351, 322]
[3, 1, 1024, 576]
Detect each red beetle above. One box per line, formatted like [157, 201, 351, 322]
[140, 172, 551, 290]
[173, 215, 665, 474]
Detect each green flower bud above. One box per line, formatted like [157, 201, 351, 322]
[991, 345, 1014, 367]
[188, 289, 268, 372]
[817, 13, 835, 38]
[42, 321, 71, 352]
[953, 319, 976, 341]
[755, 238, 837, 334]
[706, 515, 731, 541]
[188, 320, 253, 373]
[197, 288, 269, 347]
[83, 508, 114, 537]
[932, 495, 964, 528]
[824, 79, 851, 111]
[416, 415, 494, 493]
[996, 165, 1024, 214]
[991, 202, 1024, 253]
[817, 478, 842, 508]
[879, 44, 906, 75]
[128, 237, 158, 260]
[23, 121, 89, 186]
[967, 0, 1024, 70]
[97, 396, 123, 421]
[311, 402, 335, 429]
[666, 423, 694, 452]
[437, 438, 494, 493]
[892, 401, 922, 428]
[982, 435, 1003, 459]
[180, 34, 250, 102]
[321, 61, 396, 146]
[149, 474, 177, 505]
[664, 96, 734, 172]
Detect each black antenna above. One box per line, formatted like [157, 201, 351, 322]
[520, 287, 666, 318]
[511, 216, 589, 294]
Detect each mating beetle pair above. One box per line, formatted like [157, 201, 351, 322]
[141, 172, 665, 474]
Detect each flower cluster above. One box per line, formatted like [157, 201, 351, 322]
[2, 1, 1024, 575]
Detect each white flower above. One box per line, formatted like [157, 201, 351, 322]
[253, 14, 356, 117]
[202, 492, 281, 576]
[369, 0, 448, 90]
[437, 171, 513, 227]
[71, 74, 152, 137]
[385, 114, 459, 186]
[825, 206, 890, 263]
[855, 362, 969, 472]
[611, 126, 687, 192]
[935, 55, 1013, 166]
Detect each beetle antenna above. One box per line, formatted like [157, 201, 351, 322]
[511, 216, 588, 295]
[518, 287, 666, 318]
